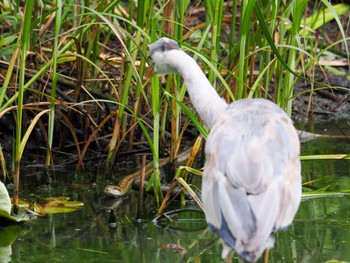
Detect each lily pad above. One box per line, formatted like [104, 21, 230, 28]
[1, 180, 84, 221]
[18, 197, 84, 215]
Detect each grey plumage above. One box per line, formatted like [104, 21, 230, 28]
[148, 38, 302, 263]
[203, 99, 301, 262]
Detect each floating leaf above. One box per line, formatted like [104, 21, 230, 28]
[18, 197, 84, 215]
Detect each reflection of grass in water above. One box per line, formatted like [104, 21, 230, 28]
[285, 194, 350, 262]
[302, 138, 350, 156]
[301, 137, 350, 195]
[289, 145, 350, 260]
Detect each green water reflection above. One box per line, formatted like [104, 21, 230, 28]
[2, 135, 350, 262]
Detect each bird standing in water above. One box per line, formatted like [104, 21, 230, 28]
[148, 37, 301, 262]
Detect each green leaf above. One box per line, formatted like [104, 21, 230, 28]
[163, 90, 208, 138]
[254, 2, 300, 79]
[300, 154, 350, 160]
[0, 181, 11, 215]
[0, 225, 23, 262]
[304, 3, 350, 32]
[302, 192, 350, 200]
[0, 225, 22, 246]
[17, 197, 84, 215]
[0, 35, 17, 48]
[0, 181, 29, 223]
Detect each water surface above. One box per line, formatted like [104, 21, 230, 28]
[2, 121, 350, 263]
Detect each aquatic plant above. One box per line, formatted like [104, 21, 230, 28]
[0, 0, 348, 208]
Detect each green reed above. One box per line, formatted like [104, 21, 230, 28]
[0, 0, 349, 209]
[46, 0, 62, 168]
[13, 0, 35, 210]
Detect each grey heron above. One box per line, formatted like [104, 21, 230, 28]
[148, 37, 302, 263]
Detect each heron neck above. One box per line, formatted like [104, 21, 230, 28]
[175, 51, 228, 129]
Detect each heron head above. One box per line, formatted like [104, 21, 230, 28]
[146, 37, 180, 78]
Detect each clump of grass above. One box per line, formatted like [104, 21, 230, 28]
[0, 1, 348, 208]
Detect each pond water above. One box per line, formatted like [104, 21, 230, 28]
[1, 119, 350, 263]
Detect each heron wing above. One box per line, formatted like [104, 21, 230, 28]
[202, 99, 301, 258]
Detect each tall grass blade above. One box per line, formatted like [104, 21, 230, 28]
[301, 154, 350, 161]
[13, 0, 35, 210]
[237, 0, 256, 99]
[46, 0, 63, 168]
[0, 47, 19, 108]
[151, 75, 163, 205]
[318, 1, 350, 63]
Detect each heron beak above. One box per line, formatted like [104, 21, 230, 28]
[144, 65, 156, 80]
